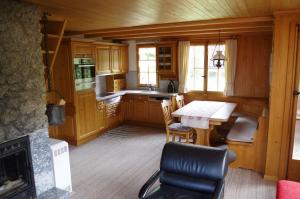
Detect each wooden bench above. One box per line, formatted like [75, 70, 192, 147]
[226, 113, 268, 173]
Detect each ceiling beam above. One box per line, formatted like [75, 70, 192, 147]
[84, 21, 273, 38]
[102, 27, 273, 40]
[82, 16, 273, 37]
[87, 24, 272, 39]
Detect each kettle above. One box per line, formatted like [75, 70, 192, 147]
[167, 80, 175, 93]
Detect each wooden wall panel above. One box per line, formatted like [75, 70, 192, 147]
[234, 34, 272, 98]
[265, 13, 300, 181]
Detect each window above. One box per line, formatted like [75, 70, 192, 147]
[187, 43, 226, 92]
[137, 46, 157, 86]
[187, 45, 205, 91]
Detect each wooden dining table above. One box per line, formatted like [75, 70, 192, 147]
[172, 100, 237, 146]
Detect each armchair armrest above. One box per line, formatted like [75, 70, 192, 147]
[212, 180, 225, 199]
[138, 169, 160, 199]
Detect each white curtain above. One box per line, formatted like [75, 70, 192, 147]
[224, 39, 237, 96]
[178, 41, 190, 93]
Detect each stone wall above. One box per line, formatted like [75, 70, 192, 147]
[0, 0, 58, 196]
[0, 0, 48, 141]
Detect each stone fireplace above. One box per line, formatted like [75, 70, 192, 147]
[0, 136, 35, 198]
[0, 0, 69, 198]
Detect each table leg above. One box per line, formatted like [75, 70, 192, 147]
[195, 127, 214, 146]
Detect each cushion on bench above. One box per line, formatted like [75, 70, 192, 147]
[277, 180, 300, 199]
[226, 116, 258, 143]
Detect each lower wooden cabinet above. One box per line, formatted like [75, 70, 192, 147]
[122, 95, 134, 121]
[133, 98, 149, 122]
[121, 95, 167, 127]
[96, 101, 105, 132]
[49, 90, 105, 146]
[148, 100, 164, 125]
[76, 91, 98, 139]
[105, 100, 122, 129]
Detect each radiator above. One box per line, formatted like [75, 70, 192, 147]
[50, 138, 72, 193]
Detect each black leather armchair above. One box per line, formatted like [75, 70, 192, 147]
[139, 142, 230, 199]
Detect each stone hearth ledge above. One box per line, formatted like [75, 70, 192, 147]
[37, 187, 70, 199]
[28, 129, 70, 199]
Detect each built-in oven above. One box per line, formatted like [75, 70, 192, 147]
[74, 57, 96, 91]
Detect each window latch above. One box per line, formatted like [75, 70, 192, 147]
[201, 75, 206, 78]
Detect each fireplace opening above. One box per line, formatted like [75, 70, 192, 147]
[0, 136, 35, 199]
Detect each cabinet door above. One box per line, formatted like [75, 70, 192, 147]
[120, 46, 128, 73]
[148, 101, 164, 125]
[111, 46, 121, 73]
[96, 101, 105, 132]
[133, 96, 149, 122]
[122, 97, 134, 121]
[76, 91, 98, 139]
[157, 42, 177, 79]
[96, 45, 111, 73]
[73, 42, 94, 57]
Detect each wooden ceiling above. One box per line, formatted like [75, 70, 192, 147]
[26, 0, 300, 32]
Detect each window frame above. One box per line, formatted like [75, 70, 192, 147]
[189, 41, 226, 94]
[136, 44, 159, 87]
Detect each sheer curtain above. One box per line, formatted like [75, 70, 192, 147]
[224, 39, 237, 96]
[178, 41, 190, 93]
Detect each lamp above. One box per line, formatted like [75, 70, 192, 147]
[211, 31, 226, 69]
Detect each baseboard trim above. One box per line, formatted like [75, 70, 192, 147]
[264, 174, 278, 181]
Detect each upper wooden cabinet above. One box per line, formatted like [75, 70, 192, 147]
[157, 41, 177, 79]
[111, 46, 121, 73]
[95, 44, 128, 74]
[72, 42, 95, 58]
[120, 46, 128, 73]
[96, 45, 111, 73]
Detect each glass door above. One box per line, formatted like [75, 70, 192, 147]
[288, 24, 300, 181]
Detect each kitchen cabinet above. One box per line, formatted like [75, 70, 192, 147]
[122, 95, 134, 121]
[96, 45, 111, 73]
[120, 46, 128, 73]
[96, 101, 105, 132]
[105, 99, 123, 129]
[111, 46, 121, 73]
[148, 100, 165, 125]
[157, 41, 177, 79]
[73, 42, 95, 57]
[48, 38, 105, 146]
[106, 74, 126, 92]
[133, 95, 149, 122]
[75, 90, 98, 139]
[95, 44, 128, 74]
[121, 94, 175, 127]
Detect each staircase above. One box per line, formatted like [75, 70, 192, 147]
[40, 16, 67, 90]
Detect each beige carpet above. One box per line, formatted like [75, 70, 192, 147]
[69, 124, 276, 199]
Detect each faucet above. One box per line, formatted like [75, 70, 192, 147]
[148, 84, 154, 91]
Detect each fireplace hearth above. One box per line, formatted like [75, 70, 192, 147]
[0, 136, 35, 199]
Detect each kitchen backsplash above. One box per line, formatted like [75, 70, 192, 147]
[95, 71, 178, 94]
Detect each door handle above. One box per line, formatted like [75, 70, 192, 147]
[294, 90, 300, 96]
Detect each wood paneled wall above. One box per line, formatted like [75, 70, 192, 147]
[265, 12, 300, 181]
[234, 34, 272, 98]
